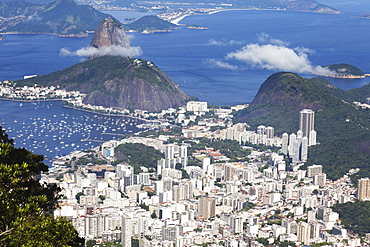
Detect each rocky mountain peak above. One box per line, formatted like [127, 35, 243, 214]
[89, 17, 131, 51]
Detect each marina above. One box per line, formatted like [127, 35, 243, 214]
[0, 100, 144, 164]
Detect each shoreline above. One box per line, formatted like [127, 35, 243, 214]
[0, 98, 151, 122]
[62, 104, 150, 122]
[0, 97, 64, 102]
[170, 8, 247, 25]
[313, 73, 370, 79]
[169, 7, 339, 25]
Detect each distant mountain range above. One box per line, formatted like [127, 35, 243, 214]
[4, 0, 339, 14]
[0, 0, 111, 36]
[234, 72, 370, 179]
[130, 0, 340, 14]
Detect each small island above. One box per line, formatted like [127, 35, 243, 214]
[123, 15, 178, 33]
[319, 63, 370, 79]
[360, 13, 370, 19]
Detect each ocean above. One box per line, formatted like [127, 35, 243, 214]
[0, 3, 369, 159]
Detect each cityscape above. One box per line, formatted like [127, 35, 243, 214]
[1, 0, 370, 246]
[37, 100, 369, 247]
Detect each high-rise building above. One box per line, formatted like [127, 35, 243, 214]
[179, 180, 193, 200]
[297, 221, 310, 243]
[288, 133, 297, 156]
[203, 157, 211, 173]
[257, 125, 266, 135]
[121, 214, 132, 247]
[299, 109, 315, 139]
[314, 173, 327, 186]
[165, 144, 175, 159]
[292, 139, 301, 164]
[301, 137, 308, 162]
[309, 130, 317, 146]
[357, 177, 370, 201]
[230, 215, 243, 234]
[266, 126, 274, 139]
[307, 164, 323, 178]
[281, 133, 289, 155]
[198, 196, 216, 219]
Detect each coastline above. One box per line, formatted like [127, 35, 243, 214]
[170, 8, 243, 25]
[169, 7, 339, 25]
[0, 98, 151, 122]
[313, 73, 370, 79]
[0, 97, 64, 102]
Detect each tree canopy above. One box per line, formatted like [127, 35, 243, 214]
[0, 129, 84, 246]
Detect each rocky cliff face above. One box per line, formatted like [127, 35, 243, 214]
[18, 56, 191, 112]
[90, 17, 130, 50]
[16, 17, 191, 111]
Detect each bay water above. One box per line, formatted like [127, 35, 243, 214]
[0, 3, 369, 160]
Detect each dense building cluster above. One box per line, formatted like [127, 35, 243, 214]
[42, 101, 369, 247]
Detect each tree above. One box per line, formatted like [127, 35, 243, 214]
[151, 212, 157, 219]
[86, 239, 96, 246]
[0, 129, 84, 246]
[0, 126, 13, 145]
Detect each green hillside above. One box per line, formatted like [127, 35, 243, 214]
[324, 63, 365, 77]
[123, 15, 177, 32]
[0, 0, 111, 36]
[234, 72, 370, 179]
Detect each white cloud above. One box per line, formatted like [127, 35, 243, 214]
[207, 39, 243, 46]
[257, 32, 290, 46]
[226, 41, 335, 75]
[60, 45, 142, 58]
[206, 59, 238, 70]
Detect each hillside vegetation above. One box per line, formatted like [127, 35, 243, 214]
[114, 143, 164, 174]
[332, 201, 370, 236]
[234, 72, 370, 179]
[0, 0, 111, 36]
[324, 63, 365, 77]
[123, 15, 177, 32]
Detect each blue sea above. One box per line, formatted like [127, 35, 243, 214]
[0, 1, 370, 160]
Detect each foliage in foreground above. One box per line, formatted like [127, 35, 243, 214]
[0, 128, 83, 246]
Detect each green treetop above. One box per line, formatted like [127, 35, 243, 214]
[0, 128, 84, 246]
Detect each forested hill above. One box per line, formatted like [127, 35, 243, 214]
[234, 72, 370, 180]
[0, 0, 111, 36]
[123, 16, 177, 33]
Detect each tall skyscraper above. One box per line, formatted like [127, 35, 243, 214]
[288, 133, 297, 156]
[266, 126, 275, 139]
[165, 144, 175, 159]
[299, 109, 315, 139]
[281, 133, 289, 155]
[357, 177, 370, 201]
[309, 129, 317, 146]
[297, 221, 310, 243]
[257, 125, 267, 135]
[301, 137, 308, 162]
[198, 196, 216, 218]
[121, 214, 132, 247]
